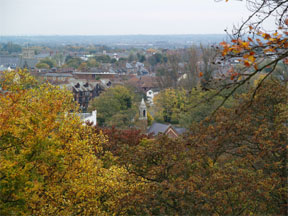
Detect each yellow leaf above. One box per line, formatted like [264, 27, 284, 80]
[248, 55, 255, 63]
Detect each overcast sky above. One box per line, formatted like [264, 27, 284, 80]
[0, 0, 269, 35]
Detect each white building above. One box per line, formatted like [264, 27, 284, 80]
[146, 89, 158, 105]
[80, 110, 97, 126]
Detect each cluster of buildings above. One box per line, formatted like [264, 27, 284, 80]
[30, 64, 159, 111]
[80, 98, 186, 138]
[0, 47, 160, 111]
[0, 47, 188, 137]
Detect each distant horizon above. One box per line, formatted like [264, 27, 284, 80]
[0, 34, 229, 47]
[1, 33, 227, 37]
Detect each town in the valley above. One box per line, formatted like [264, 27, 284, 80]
[1, 0, 287, 215]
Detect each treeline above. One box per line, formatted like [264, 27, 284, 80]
[0, 42, 22, 54]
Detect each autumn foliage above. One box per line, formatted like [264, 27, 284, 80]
[0, 63, 287, 216]
[0, 70, 140, 215]
[108, 80, 287, 215]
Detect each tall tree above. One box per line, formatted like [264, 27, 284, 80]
[38, 58, 57, 69]
[109, 80, 287, 215]
[0, 70, 136, 215]
[199, 44, 218, 90]
[1, 42, 22, 54]
[88, 85, 137, 127]
[156, 52, 180, 89]
[190, 80, 288, 215]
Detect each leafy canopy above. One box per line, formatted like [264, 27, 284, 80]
[0, 70, 138, 215]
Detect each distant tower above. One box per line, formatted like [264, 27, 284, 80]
[138, 98, 148, 132]
[22, 47, 34, 59]
[139, 98, 147, 120]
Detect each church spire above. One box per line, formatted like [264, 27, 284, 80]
[139, 98, 147, 120]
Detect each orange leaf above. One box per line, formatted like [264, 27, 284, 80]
[244, 60, 250, 67]
[220, 41, 228, 46]
[248, 37, 253, 42]
[277, 34, 283, 39]
[262, 33, 271, 40]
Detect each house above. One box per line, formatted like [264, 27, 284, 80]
[146, 89, 158, 105]
[79, 110, 97, 126]
[126, 76, 140, 89]
[125, 62, 150, 75]
[0, 65, 9, 72]
[113, 53, 119, 61]
[139, 76, 159, 92]
[67, 81, 103, 111]
[0, 55, 20, 69]
[0, 55, 39, 69]
[126, 63, 134, 74]
[22, 48, 35, 59]
[147, 122, 186, 138]
[126, 75, 159, 92]
[99, 79, 112, 88]
[60, 67, 74, 73]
